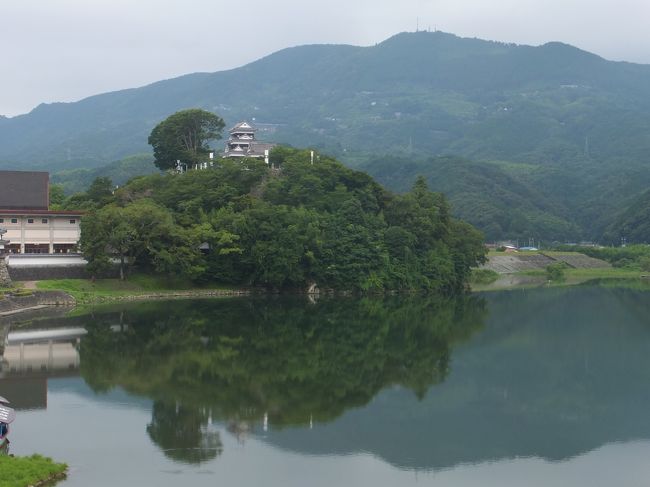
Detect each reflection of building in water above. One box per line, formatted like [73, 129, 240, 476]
[0, 326, 85, 410]
[227, 419, 252, 443]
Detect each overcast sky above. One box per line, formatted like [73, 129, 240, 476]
[2, 0, 650, 117]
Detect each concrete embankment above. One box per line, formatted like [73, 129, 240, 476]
[0, 291, 76, 316]
[481, 252, 610, 274]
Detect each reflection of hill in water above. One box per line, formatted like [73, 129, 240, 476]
[75, 296, 485, 422]
[69, 295, 486, 463]
[19, 288, 650, 471]
[258, 287, 650, 470]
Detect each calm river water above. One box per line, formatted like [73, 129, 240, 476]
[3, 285, 650, 486]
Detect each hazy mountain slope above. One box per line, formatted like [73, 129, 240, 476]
[603, 189, 650, 244]
[3, 31, 650, 241]
[51, 154, 157, 194]
[363, 156, 580, 241]
[3, 31, 650, 169]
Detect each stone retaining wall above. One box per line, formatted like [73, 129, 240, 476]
[482, 252, 610, 274]
[0, 259, 11, 287]
[0, 291, 75, 314]
[8, 266, 89, 281]
[9, 266, 121, 280]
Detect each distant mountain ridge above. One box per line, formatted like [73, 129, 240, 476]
[3, 31, 650, 169]
[3, 31, 650, 241]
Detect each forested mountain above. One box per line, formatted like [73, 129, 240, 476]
[603, 190, 650, 244]
[3, 31, 650, 241]
[363, 156, 580, 242]
[51, 154, 156, 194]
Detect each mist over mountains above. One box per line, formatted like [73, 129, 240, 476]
[2, 31, 650, 242]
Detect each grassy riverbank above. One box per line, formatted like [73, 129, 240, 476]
[471, 266, 645, 292]
[0, 455, 67, 487]
[34, 274, 248, 304]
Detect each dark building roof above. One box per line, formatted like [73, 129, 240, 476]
[0, 171, 49, 210]
[224, 141, 276, 158]
[229, 121, 256, 133]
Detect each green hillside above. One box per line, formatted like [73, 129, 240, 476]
[603, 190, 650, 244]
[73, 148, 486, 292]
[52, 154, 157, 194]
[3, 31, 650, 241]
[363, 156, 580, 242]
[4, 31, 650, 169]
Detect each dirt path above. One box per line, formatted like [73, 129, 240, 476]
[20, 281, 38, 290]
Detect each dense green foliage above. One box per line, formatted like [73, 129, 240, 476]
[602, 189, 650, 244]
[77, 148, 485, 291]
[470, 268, 499, 285]
[545, 262, 567, 281]
[148, 109, 225, 170]
[75, 295, 485, 462]
[0, 455, 67, 487]
[58, 175, 116, 211]
[49, 183, 66, 207]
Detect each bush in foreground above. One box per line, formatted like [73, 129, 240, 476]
[546, 262, 568, 282]
[0, 454, 67, 487]
[470, 268, 499, 285]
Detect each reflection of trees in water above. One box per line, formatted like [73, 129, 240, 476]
[78, 295, 486, 462]
[146, 401, 222, 464]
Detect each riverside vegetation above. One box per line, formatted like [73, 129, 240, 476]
[62, 147, 485, 293]
[0, 455, 67, 487]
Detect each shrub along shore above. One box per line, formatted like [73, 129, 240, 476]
[0, 455, 67, 487]
[33, 275, 250, 304]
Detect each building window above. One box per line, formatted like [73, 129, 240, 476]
[0, 219, 3, 223]
[42, 218, 48, 224]
[11, 218, 17, 224]
[27, 218, 34, 224]
[69, 219, 76, 224]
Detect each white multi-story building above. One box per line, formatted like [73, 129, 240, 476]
[0, 171, 82, 254]
[224, 121, 276, 162]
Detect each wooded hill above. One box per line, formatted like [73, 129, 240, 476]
[74, 148, 486, 292]
[4, 31, 650, 241]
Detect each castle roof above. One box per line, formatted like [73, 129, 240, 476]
[224, 141, 276, 158]
[229, 121, 256, 133]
